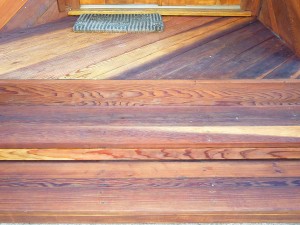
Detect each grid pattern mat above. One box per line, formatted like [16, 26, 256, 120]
[73, 14, 164, 33]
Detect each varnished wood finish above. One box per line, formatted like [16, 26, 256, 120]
[1, 147, 300, 160]
[161, 0, 241, 5]
[241, 0, 261, 16]
[1, 104, 300, 160]
[66, 0, 80, 9]
[0, 0, 29, 30]
[1, 80, 300, 106]
[1, 3, 300, 223]
[0, 0, 67, 32]
[0, 80, 300, 158]
[71, 0, 248, 17]
[258, 0, 300, 57]
[57, 0, 67, 11]
[1, 17, 299, 79]
[80, 0, 241, 5]
[69, 8, 251, 17]
[0, 161, 300, 223]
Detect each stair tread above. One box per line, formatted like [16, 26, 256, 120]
[0, 161, 299, 223]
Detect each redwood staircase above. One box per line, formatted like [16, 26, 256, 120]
[0, 79, 300, 223]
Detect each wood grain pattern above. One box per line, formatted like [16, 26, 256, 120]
[0, 16, 216, 78]
[1, 147, 300, 160]
[0, 0, 29, 30]
[66, 0, 80, 9]
[0, 0, 67, 32]
[1, 17, 299, 80]
[0, 80, 300, 150]
[1, 105, 299, 160]
[1, 80, 300, 106]
[3, 161, 300, 178]
[2, 105, 299, 126]
[0, 4, 300, 223]
[258, 0, 300, 57]
[0, 161, 299, 223]
[1, 124, 300, 149]
[80, 0, 241, 5]
[161, 0, 241, 5]
[57, 0, 67, 11]
[69, 8, 251, 17]
[48, 17, 258, 79]
[241, 0, 261, 15]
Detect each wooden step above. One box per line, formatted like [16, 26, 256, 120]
[0, 161, 300, 223]
[0, 104, 300, 160]
[1, 80, 300, 106]
[0, 80, 300, 159]
[1, 79, 300, 223]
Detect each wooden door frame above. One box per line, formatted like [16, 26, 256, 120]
[59, 0, 261, 16]
[241, 0, 261, 16]
[57, 0, 80, 11]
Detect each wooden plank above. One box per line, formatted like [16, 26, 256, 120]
[0, 16, 218, 78]
[264, 56, 300, 79]
[1, 123, 300, 149]
[1, 80, 300, 106]
[2, 161, 300, 178]
[1, 105, 299, 159]
[65, 0, 80, 10]
[241, 0, 261, 16]
[81, 0, 241, 5]
[1, 114, 300, 148]
[0, 212, 299, 223]
[81, 0, 105, 4]
[1, 106, 299, 126]
[284, 0, 300, 57]
[0, 0, 29, 30]
[57, 0, 66, 11]
[1, 80, 299, 149]
[68, 8, 252, 16]
[1, 0, 67, 32]
[1, 147, 300, 160]
[62, 17, 257, 80]
[3, 16, 298, 80]
[161, 0, 241, 5]
[266, 0, 279, 35]
[258, 0, 300, 57]
[0, 161, 299, 223]
[126, 21, 273, 80]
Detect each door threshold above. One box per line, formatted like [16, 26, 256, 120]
[69, 6, 251, 17]
[80, 4, 241, 10]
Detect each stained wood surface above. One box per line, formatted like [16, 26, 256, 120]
[241, 0, 261, 15]
[1, 16, 299, 79]
[1, 80, 300, 106]
[2, 147, 300, 160]
[0, 0, 67, 32]
[80, 0, 241, 5]
[0, 0, 29, 30]
[1, 104, 300, 160]
[0, 161, 299, 223]
[1, 9, 300, 223]
[69, 8, 251, 17]
[258, 0, 300, 57]
[162, 0, 241, 5]
[0, 79, 300, 159]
